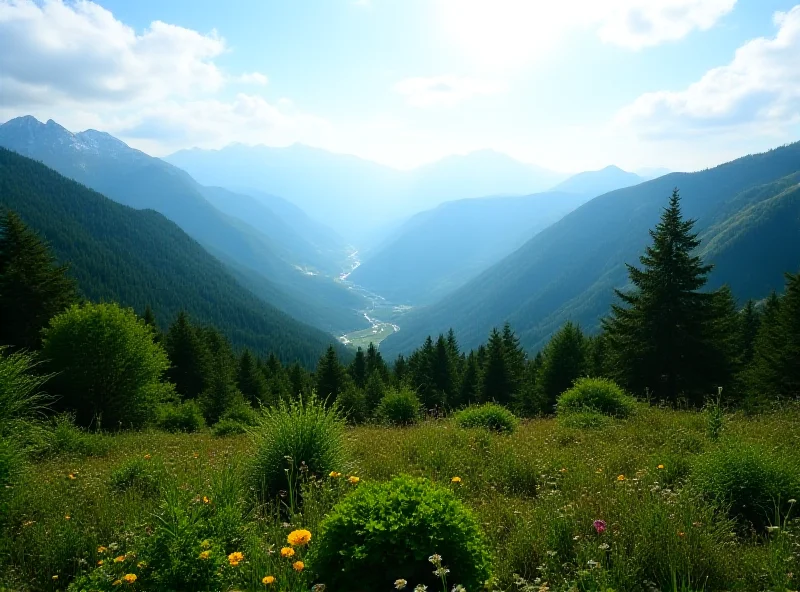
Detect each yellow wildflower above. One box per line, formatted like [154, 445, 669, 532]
[451, 476, 462, 483]
[287, 529, 312, 546]
[280, 547, 295, 558]
[52, 575, 58, 581]
[122, 573, 137, 584]
[657, 464, 665, 470]
[228, 551, 244, 566]
[560, 468, 567, 473]
[114, 555, 125, 563]
[262, 575, 276, 585]
[97, 560, 104, 566]
[97, 546, 108, 554]
[292, 560, 305, 572]
[329, 471, 342, 478]
[64, 515, 71, 520]
[68, 473, 76, 480]
[617, 474, 626, 481]
[144, 454, 151, 460]
[348, 476, 360, 484]
[112, 580, 122, 586]
[199, 550, 211, 560]
[137, 561, 147, 569]
[202, 496, 211, 504]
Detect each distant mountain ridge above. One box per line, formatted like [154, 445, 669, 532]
[552, 165, 643, 196]
[382, 141, 800, 356]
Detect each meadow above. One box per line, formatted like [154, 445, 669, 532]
[2, 402, 799, 592]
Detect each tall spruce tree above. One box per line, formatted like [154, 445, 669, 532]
[602, 189, 731, 405]
[502, 322, 526, 395]
[480, 328, 515, 405]
[165, 311, 210, 400]
[457, 351, 480, 407]
[315, 345, 348, 401]
[365, 342, 390, 383]
[432, 334, 456, 406]
[0, 211, 77, 349]
[535, 321, 587, 413]
[393, 354, 408, 386]
[738, 300, 761, 367]
[238, 349, 269, 406]
[198, 327, 242, 423]
[349, 347, 367, 389]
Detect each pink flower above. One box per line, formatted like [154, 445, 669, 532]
[593, 520, 607, 534]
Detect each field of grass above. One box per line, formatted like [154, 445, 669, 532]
[340, 322, 397, 349]
[2, 404, 800, 591]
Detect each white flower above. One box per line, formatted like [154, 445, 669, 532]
[598, 543, 610, 550]
[414, 586, 428, 592]
[587, 559, 598, 568]
[452, 586, 466, 592]
[394, 579, 408, 590]
[428, 554, 442, 565]
[434, 567, 450, 577]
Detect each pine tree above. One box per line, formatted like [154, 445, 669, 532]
[198, 328, 243, 424]
[264, 353, 292, 403]
[237, 349, 269, 406]
[603, 189, 731, 405]
[0, 211, 77, 349]
[349, 347, 367, 389]
[431, 334, 456, 406]
[409, 336, 436, 406]
[164, 311, 210, 400]
[778, 271, 800, 397]
[502, 323, 526, 394]
[393, 354, 408, 386]
[746, 292, 783, 400]
[287, 361, 312, 399]
[364, 369, 386, 414]
[457, 351, 480, 407]
[142, 305, 161, 343]
[365, 342, 390, 383]
[536, 322, 587, 412]
[586, 334, 609, 378]
[315, 345, 348, 402]
[738, 300, 761, 367]
[480, 328, 515, 405]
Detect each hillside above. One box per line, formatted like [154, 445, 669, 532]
[0, 148, 349, 366]
[552, 165, 643, 196]
[348, 191, 590, 304]
[0, 116, 366, 334]
[382, 142, 800, 355]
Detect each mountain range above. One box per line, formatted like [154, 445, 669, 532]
[381, 142, 800, 355]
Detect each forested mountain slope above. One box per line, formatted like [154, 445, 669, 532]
[0, 148, 349, 366]
[382, 142, 800, 355]
[349, 191, 590, 304]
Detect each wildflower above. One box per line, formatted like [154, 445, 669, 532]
[97, 560, 104, 566]
[200, 539, 211, 549]
[657, 464, 665, 470]
[428, 554, 442, 565]
[68, 473, 76, 480]
[311, 585, 326, 592]
[348, 476, 360, 484]
[452, 586, 466, 592]
[262, 575, 276, 585]
[112, 580, 122, 586]
[98, 546, 108, 554]
[587, 559, 598, 568]
[560, 468, 567, 473]
[414, 586, 428, 592]
[434, 567, 450, 577]
[114, 555, 125, 563]
[546, 550, 557, 557]
[228, 551, 244, 566]
[395, 579, 408, 589]
[199, 550, 211, 560]
[52, 575, 58, 580]
[293, 560, 305, 572]
[144, 454, 151, 460]
[287, 529, 312, 546]
[64, 515, 71, 520]
[595, 468, 603, 473]
[280, 547, 295, 558]
[598, 543, 610, 550]
[593, 520, 607, 534]
[789, 499, 797, 504]
[22, 520, 35, 527]
[766, 526, 780, 533]
[329, 471, 342, 478]
[202, 496, 211, 504]
[677, 531, 686, 538]
[617, 474, 626, 481]
[122, 574, 137, 584]
[451, 476, 462, 483]
[137, 561, 147, 569]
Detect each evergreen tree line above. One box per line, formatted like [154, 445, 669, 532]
[1, 189, 798, 431]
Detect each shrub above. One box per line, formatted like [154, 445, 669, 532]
[308, 475, 491, 591]
[212, 418, 246, 437]
[556, 377, 636, 418]
[248, 396, 347, 503]
[693, 443, 800, 531]
[377, 387, 421, 426]
[221, 402, 259, 426]
[42, 303, 172, 429]
[455, 403, 518, 433]
[337, 385, 368, 424]
[155, 401, 205, 433]
[0, 347, 51, 437]
[109, 457, 163, 495]
[44, 414, 114, 457]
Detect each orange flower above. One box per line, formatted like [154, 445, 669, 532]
[114, 555, 125, 563]
[262, 575, 276, 585]
[287, 529, 312, 546]
[280, 547, 295, 558]
[329, 471, 342, 478]
[97, 546, 108, 554]
[292, 560, 305, 572]
[122, 573, 137, 584]
[68, 473, 76, 480]
[228, 551, 244, 566]
[97, 560, 104, 566]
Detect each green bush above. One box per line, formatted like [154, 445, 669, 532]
[248, 396, 347, 503]
[377, 387, 421, 426]
[693, 443, 800, 531]
[43, 414, 114, 457]
[42, 302, 172, 429]
[109, 457, 164, 495]
[455, 403, 518, 433]
[155, 401, 205, 433]
[308, 475, 491, 591]
[211, 403, 258, 437]
[556, 377, 636, 418]
[212, 418, 247, 437]
[337, 385, 368, 424]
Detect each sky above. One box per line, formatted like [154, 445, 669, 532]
[1, 0, 799, 173]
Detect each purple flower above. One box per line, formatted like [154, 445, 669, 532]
[593, 520, 607, 534]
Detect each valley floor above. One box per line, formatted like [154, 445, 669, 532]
[2, 406, 800, 591]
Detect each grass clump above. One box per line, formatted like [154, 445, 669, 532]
[693, 442, 800, 532]
[155, 400, 205, 433]
[557, 410, 611, 429]
[109, 456, 164, 496]
[556, 377, 636, 418]
[248, 396, 347, 504]
[455, 403, 518, 433]
[377, 387, 421, 426]
[212, 403, 259, 437]
[308, 475, 491, 591]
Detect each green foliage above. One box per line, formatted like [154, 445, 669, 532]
[337, 384, 368, 424]
[109, 457, 164, 496]
[248, 396, 347, 502]
[556, 410, 611, 430]
[308, 476, 491, 592]
[377, 387, 422, 426]
[535, 321, 588, 413]
[693, 442, 800, 531]
[455, 403, 518, 433]
[42, 414, 114, 457]
[315, 345, 349, 401]
[556, 377, 636, 418]
[236, 349, 268, 406]
[0, 436, 23, 492]
[165, 311, 210, 400]
[155, 401, 205, 433]
[42, 302, 172, 429]
[198, 328, 243, 425]
[0, 347, 51, 438]
[0, 210, 77, 350]
[212, 403, 259, 437]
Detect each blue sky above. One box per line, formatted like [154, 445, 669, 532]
[1, 0, 799, 172]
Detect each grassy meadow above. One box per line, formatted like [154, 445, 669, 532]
[2, 403, 799, 591]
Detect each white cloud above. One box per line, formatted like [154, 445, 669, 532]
[437, 0, 736, 67]
[236, 72, 269, 86]
[616, 5, 800, 139]
[393, 75, 508, 107]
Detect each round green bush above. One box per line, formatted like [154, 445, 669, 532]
[337, 385, 368, 424]
[308, 476, 491, 591]
[556, 377, 636, 418]
[693, 443, 800, 531]
[455, 403, 518, 433]
[248, 396, 347, 502]
[378, 387, 421, 426]
[212, 418, 247, 437]
[155, 401, 205, 433]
